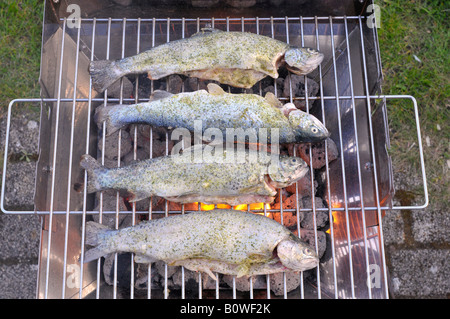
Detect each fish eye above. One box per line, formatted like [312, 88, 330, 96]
[311, 127, 319, 134]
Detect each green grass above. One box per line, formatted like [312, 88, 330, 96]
[376, 0, 449, 207]
[0, 0, 44, 116]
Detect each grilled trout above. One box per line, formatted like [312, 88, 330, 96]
[80, 146, 308, 205]
[84, 209, 319, 278]
[89, 28, 324, 92]
[95, 83, 329, 143]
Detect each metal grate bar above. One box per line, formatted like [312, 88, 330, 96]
[1, 15, 429, 299]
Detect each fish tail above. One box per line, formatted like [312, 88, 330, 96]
[79, 154, 108, 194]
[89, 59, 124, 93]
[84, 221, 115, 263]
[94, 105, 125, 136]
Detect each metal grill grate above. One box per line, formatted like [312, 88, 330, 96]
[1, 15, 428, 299]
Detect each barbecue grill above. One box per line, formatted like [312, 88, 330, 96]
[1, 0, 428, 299]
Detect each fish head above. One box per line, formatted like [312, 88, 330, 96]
[284, 46, 324, 75]
[277, 235, 319, 271]
[288, 109, 330, 142]
[268, 156, 309, 188]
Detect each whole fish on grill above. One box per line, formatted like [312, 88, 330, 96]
[78, 146, 308, 205]
[83, 209, 319, 279]
[95, 83, 329, 143]
[89, 28, 324, 92]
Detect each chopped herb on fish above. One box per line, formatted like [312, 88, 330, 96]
[89, 28, 324, 92]
[78, 146, 309, 205]
[83, 209, 319, 279]
[95, 83, 329, 143]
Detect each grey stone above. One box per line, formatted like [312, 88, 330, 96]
[3, 161, 36, 210]
[388, 248, 450, 298]
[0, 112, 40, 155]
[0, 263, 38, 299]
[0, 214, 40, 261]
[382, 210, 405, 245]
[412, 208, 450, 244]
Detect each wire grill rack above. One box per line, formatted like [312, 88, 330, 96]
[1, 15, 428, 299]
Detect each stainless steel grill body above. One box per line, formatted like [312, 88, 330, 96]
[1, 1, 428, 299]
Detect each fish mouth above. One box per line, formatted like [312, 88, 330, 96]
[298, 257, 319, 271]
[286, 52, 324, 75]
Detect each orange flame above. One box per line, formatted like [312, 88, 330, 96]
[194, 202, 270, 212]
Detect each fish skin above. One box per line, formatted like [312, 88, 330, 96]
[89, 29, 323, 92]
[79, 146, 309, 205]
[84, 209, 319, 278]
[94, 83, 330, 143]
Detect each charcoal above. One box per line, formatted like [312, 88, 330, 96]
[293, 228, 327, 259]
[191, 0, 220, 7]
[102, 252, 134, 287]
[283, 75, 319, 111]
[269, 271, 302, 296]
[222, 275, 266, 291]
[299, 196, 329, 229]
[187, 77, 212, 92]
[285, 170, 317, 198]
[172, 267, 200, 288]
[98, 129, 132, 161]
[134, 264, 154, 290]
[270, 210, 299, 229]
[122, 148, 149, 165]
[154, 261, 178, 278]
[166, 75, 183, 93]
[91, 210, 134, 230]
[295, 137, 339, 169]
[105, 76, 133, 99]
[226, 0, 256, 7]
[270, 0, 285, 6]
[93, 189, 128, 214]
[112, 0, 132, 6]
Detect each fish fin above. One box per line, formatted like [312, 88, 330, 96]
[236, 264, 249, 278]
[280, 102, 297, 117]
[94, 105, 125, 136]
[203, 268, 218, 282]
[264, 92, 283, 108]
[80, 154, 108, 193]
[149, 90, 173, 101]
[89, 60, 124, 93]
[207, 83, 226, 96]
[84, 221, 114, 263]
